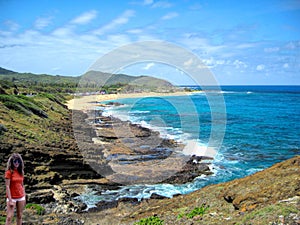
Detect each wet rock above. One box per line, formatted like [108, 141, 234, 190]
[106, 101, 123, 106]
[27, 190, 55, 204]
[93, 200, 118, 211]
[57, 217, 84, 225]
[162, 156, 213, 184]
[0, 124, 7, 134]
[118, 197, 140, 205]
[150, 193, 168, 200]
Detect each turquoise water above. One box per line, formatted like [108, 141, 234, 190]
[77, 86, 300, 207]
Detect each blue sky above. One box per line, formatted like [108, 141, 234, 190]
[0, 0, 299, 85]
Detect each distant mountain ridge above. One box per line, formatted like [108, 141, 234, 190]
[80, 70, 174, 88]
[0, 67, 175, 91]
[0, 67, 17, 75]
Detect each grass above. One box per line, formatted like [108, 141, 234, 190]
[0, 93, 71, 145]
[134, 215, 164, 225]
[237, 202, 299, 224]
[0, 216, 5, 225]
[25, 203, 46, 215]
[177, 204, 209, 220]
[0, 94, 48, 118]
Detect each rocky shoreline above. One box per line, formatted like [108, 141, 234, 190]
[17, 101, 214, 223]
[67, 103, 214, 210]
[1, 94, 299, 224]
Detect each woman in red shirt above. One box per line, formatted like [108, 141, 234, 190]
[5, 153, 26, 225]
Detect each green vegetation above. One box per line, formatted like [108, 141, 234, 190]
[25, 203, 46, 215]
[186, 205, 209, 218]
[0, 216, 5, 225]
[177, 204, 209, 219]
[0, 67, 176, 94]
[0, 94, 48, 118]
[134, 216, 164, 225]
[0, 89, 71, 146]
[238, 203, 299, 224]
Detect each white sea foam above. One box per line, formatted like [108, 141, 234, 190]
[74, 187, 102, 209]
[129, 110, 151, 114]
[182, 140, 217, 157]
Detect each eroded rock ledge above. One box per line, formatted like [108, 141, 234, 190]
[1, 101, 215, 220]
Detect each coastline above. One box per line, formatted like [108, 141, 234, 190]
[66, 91, 200, 111]
[1, 90, 296, 224]
[67, 91, 214, 205]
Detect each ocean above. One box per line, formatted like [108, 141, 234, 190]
[77, 86, 300, 207]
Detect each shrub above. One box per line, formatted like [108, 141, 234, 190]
[0, 216, 6, 225]
[0, 94, 48, 118]
[134, 215, 164, 225]
[186, 205, 209, 219]
[178, 204, 209, 219]
[25, 203, 45, 215]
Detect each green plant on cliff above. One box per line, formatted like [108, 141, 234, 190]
[0, 216, 5, 225]
[238, 202, 299, 224]
[0, 94, 48, 118]
[25, 203, 45, 215]
[134, 215, 164, 225]
[178, 204, 209, 219]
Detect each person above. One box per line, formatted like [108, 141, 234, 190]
[5, 153, 26, 225]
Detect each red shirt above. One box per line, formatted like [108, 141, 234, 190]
[5, 169, 24, 199]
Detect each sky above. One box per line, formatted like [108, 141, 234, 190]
[0, 0, 299, 85]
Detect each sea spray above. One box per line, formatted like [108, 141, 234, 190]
[77, 86, 300, 206]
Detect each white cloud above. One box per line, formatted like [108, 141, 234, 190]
[71, 10, 98, 25]
[4, 20, 19, 32]
[52, 10, 98, 36]
[34, 17, 53, 30]
[181, 34, 225, 54]
[184, 58, 193, 67]
[285, 41, 300, 50]
[133, 0, 172, 8]
[162, 12, 178, 20]
[233, 60, 247, 68]
[152, 1, 173, 8]
[216, 60, 225, 65]
[264, 47, 280, 52]
[52, 26, 73, 37]
[127, 28, 143, 34]
[143, 62, 155, 70]
[256, 64, 265, 71]
[283, 63, 289, 68]
[93, 10, 135, 35]
[143, 0, 154, 5]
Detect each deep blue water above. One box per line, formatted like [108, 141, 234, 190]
[77, 86, 300, 207]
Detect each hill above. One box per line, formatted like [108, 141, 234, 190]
[0, 67, 80, 84]
[78, 70, 175, 92]
[0, 67, 16, 75]
[0, 67, 177, 94]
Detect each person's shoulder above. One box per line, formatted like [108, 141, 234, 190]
[5, 170, 12, 178]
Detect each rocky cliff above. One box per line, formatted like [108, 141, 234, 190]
[0, 94, 103, 210]
[0, 94, 299, 224]
[68, 155, 300, 225]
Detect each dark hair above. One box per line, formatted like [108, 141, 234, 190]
[6, 153, 24, 176]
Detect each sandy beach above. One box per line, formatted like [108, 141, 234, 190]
[66, 91, 197, 111]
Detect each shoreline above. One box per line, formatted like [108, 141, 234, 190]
[66, 91, 201, 111]
[67, 91, 214, 206]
